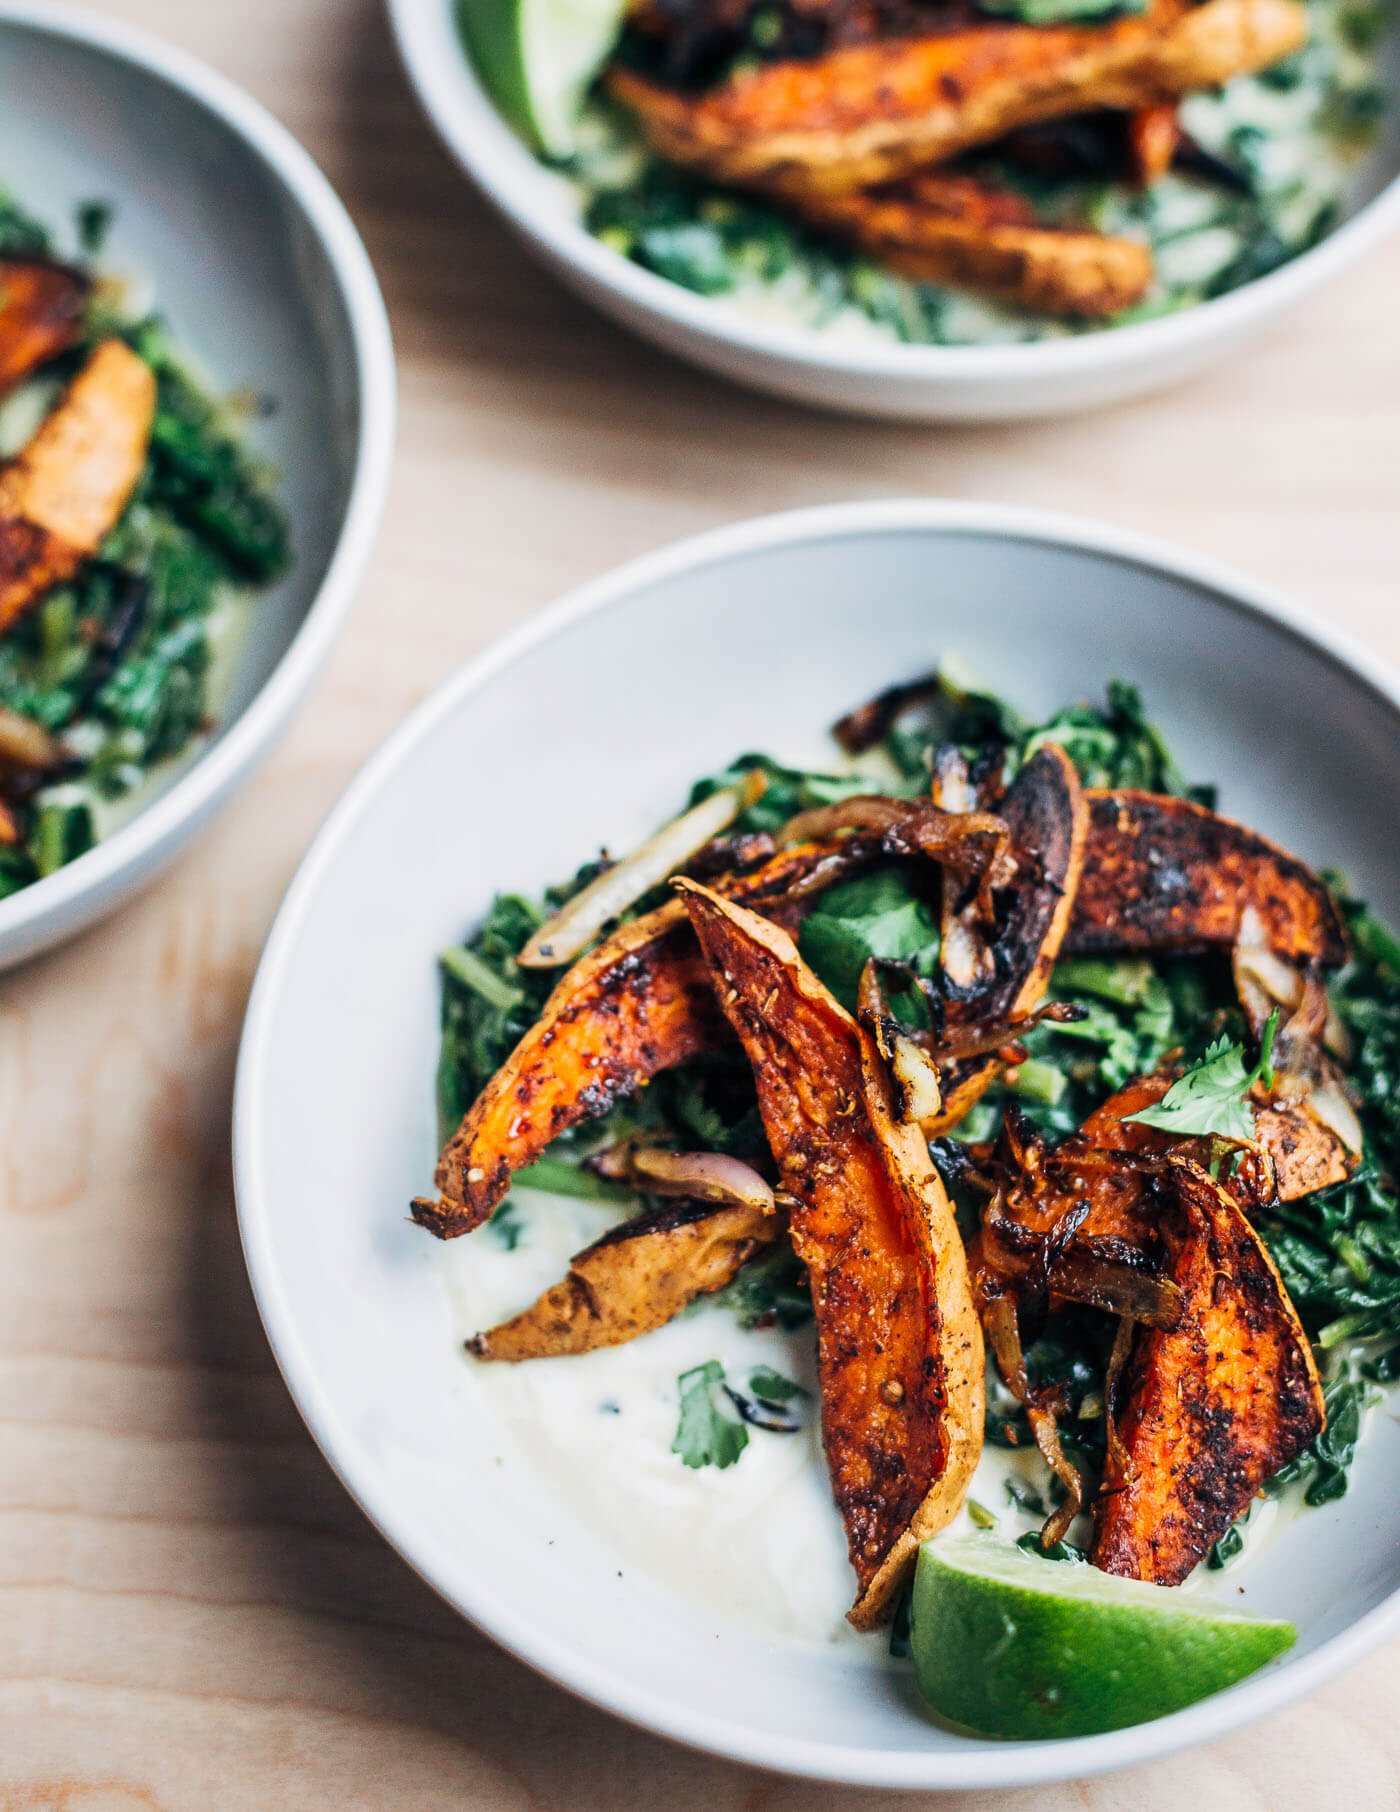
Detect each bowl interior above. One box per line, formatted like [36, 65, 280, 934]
[237, 510, 1400, 1788]
[0, 15, 362, 786]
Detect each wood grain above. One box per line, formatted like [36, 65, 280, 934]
[4, 0, 1400, 1804]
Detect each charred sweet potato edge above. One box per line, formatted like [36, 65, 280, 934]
[1066, 789, 1348, 968]
[1091, 1156, 1325, 1583]
[678, 881, 984, 1627]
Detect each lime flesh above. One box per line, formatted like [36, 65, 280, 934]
[911, 1536, 1296, 1741]
[456, 0, 626, 157]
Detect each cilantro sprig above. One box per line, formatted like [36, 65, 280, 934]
[1122, 1009, 1280, 1142]
[672, 1361, 749, 1470]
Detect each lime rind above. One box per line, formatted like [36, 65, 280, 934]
[457, 0, 627, 158]
[911, 1535, 1296, 1741]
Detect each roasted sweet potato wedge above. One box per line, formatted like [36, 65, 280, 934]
[416, 836, 883, 1238]
[467, 1196, 783, 1361]
[1092, 1155, 1324, 1584]
[607, 0, 1306, 196]
[0, 339, 156, 635]
[678, 881, 984, 1628]
[1065, 790, 1348, 967]
[421, 752, 1084, 1235]
[796, 173, 1153, 317]
[0, 258, 90, 394]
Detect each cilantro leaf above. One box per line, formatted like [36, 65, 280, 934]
[672, 1361, 749, 1469]
[1122, 1010, 1279, 1141]
[748, 1366, 808, 1405]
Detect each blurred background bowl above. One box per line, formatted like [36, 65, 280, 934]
[0, 1, 396, 970]
[387, 0, 1400, 422]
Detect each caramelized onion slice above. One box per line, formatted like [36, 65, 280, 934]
[776, 794, 911, 845]
[1308, 1083, 1364, 1156]
[832, 673, 940, 755]
[591, 1143, 776, 1213]
[518, 770, 766, 968]
[858, 957, 944, 1125]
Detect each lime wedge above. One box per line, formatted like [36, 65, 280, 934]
[911, 1536, 1295, 1740]
[456, 0, 626, 158]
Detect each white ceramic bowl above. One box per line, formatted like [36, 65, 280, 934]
[0, 2, 396, 970]
[236, 499, 1400, 1789]
[387, 0, 1400, 421]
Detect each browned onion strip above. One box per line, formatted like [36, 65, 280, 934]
[982, 1289, 1029, 1399]
[919, 999, 1087, 1065]
[981, 1195, 1184, 1331]
[980, 1286, 1086, 1551]
[776, 794, 914, 845]
[587, 1144, 776, 1213]
[832, 673, 940, 754]
[775, 796, 1016, 919]
[1104, 1314, 1137, 1490]
[882, 802, 1019, 922]
[1028, 1406, 1084, 1549]
[857, 958, 943, 1125]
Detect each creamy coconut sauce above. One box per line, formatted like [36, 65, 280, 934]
[436, 1177, 1327, 1650]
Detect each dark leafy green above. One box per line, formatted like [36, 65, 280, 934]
[798, 867, 940, 1013]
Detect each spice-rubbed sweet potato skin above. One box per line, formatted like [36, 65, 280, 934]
[0, 339, 155, 634]
[795, 175, 1153, 318]
[416, 837, 882, 1238]
[418, 904, 721, 1240]
[467, 1197, 782, 1361]
[1066, 790, 1348, 967]
[607, 0, 1306, 196]
[0, 258, 89, 394]
[678, 881, 984, 1628]
[1092, 1156, 1324, 1584]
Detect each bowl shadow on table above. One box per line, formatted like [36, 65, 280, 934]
[188, 1069, 799, 1807]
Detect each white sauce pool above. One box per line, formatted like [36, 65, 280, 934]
[436, 1181, 1332, 1649]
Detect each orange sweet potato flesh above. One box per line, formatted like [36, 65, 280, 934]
[607, 0, 1306, 196]
[679, 881, 984, 1628]
[0, 258, 89, 394]
[415, 837, 882, 1238]
[0, 339, 156, 635]
[467, 1197, 782, 1361]
[1092, 1156, 1324, 1583]
[795, 173, 1152, 317]
[1065, 790, 1348, 968]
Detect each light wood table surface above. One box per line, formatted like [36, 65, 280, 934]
[4, 1, 1400, 1805]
